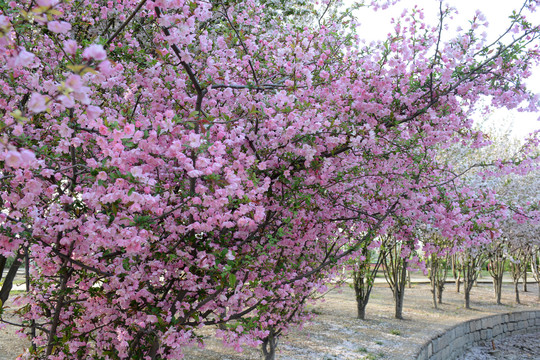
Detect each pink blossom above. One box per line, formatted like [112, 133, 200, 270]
[86, 105, 103, 121]
[58, 95, 75, 108]
[13, 50, 35, 68]
[65, 74, 82, 91]
[0, 15, 10, 28]
[28, 93, 47, 113]
[187, 133, 202, 148]
[82, 44, 107, 61]
[20, 149, 36, 165]
[47, 21, 71, 34]
[37, 0, 59, 5]
[63, 39, 78, 55]
[4, 150, 22, 168]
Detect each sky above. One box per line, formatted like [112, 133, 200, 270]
[344, 0, 540, 140]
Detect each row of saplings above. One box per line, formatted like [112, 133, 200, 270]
[351, 235, 540, 321]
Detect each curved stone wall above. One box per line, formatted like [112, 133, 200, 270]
[414, 310, 540, 360]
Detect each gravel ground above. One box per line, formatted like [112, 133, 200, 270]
[0, 279, 539, 360]
[456, 330, 540, 360]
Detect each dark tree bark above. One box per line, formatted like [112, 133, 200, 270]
[0, 255, 7, 283]
[0, 252, 23, 306]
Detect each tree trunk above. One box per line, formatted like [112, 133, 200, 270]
[493, 276, 502, 305]
[0, 255, 6, 283]
[523, 270, 528, 292]
[430, 257, 437, 309]
[514, 281, 520, 304]
[262, 329, 278, 360]
[395, 260, 407, 319]
[464, 287, 471, 309]
[437, 282, 444, 304]
[456, 273, 461, 293]
[431, 279, 437, 309]
[356, 299, 367, 320]
[0, 253, 23, 305]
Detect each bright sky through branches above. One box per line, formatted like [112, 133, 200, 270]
[347, 0, 540, 140]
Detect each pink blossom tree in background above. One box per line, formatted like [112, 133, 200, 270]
[0, 0, 540, 359]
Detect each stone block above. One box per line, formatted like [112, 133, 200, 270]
[492, 324, 501, 337]
[480, 329, 487, 340]
[441, 346, 450, 359]
[432, 338, 440, 352]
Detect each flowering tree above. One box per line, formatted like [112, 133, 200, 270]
[1, 0, 540, 359]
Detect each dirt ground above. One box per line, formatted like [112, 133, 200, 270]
[1, 280, 539, 360]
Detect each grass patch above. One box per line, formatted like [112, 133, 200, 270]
[390, 329, 401, 336]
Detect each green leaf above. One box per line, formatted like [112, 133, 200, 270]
[228, 273, 237, 288]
